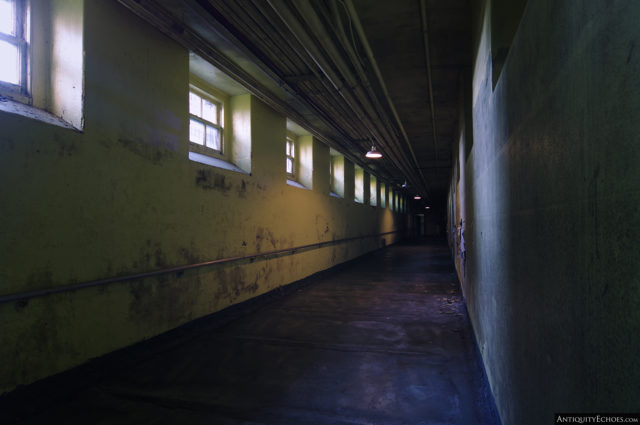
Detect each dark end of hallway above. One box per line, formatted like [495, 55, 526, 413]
[0, 241, 500, 425]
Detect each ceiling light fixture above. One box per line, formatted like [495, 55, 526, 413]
[413, 195, 421, 200]
[425, 206, 431, 210]
[365, 145, 382, 159]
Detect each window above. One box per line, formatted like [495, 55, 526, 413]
[188, 54, 250, 173]
[0, 0, 28, 101]
[286, 134, 296, 178]
[370, 175, 377, 206]
[189, 85, 224, 154]
[330, 150, 344, 197]
[354, 165, 364, 204]
[0, 0, 84, 129]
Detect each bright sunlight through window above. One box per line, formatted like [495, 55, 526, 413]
[189, 90, 223, 152]
[286, 135, 296, 177]
[0, 0, 25, 87]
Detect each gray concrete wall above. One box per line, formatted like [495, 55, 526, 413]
[449, 1, 640, 423]
[0, 0, 405, 395]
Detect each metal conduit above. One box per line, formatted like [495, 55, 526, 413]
[267, 1, 381, 144]
[329, 1, 427, 197]
[327, 2, 407, 159]
[272, 1, 416, 183]
[118, 0, 403, 180]
[211, 0, 379, 169]
[294, 2, 383, 132]
[295, 1, 411, 165]
[344, 0, 432, 201]
[248, 0, 367, 140]
[188, 0, 356, 143]
[239, 0, 417, 183]
[291, 0, 424, 197]
[420, 0, 439, 163]
[328, 2, 400, 144]
[116, 1, 316, 141]
[0, 231, 399, 305]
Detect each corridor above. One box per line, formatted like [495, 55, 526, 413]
[2, 241, 499, 425]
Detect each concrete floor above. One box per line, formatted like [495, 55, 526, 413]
[1, 240, 500, 425]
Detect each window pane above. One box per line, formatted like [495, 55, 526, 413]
[205, 125, 220, 150]
[0, 39, 19, 85]
[189, 92, 201, 117]
[0, 0, 15, 36]
[189, 119, 204, 145]
[286, 140, 295, 158]
[202, 99, 217, 124]
[286, 158, 293, 174]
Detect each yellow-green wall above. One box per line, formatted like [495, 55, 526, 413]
[0, 0, 405, 394]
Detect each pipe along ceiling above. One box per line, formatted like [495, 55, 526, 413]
[118, 0, 471, 206]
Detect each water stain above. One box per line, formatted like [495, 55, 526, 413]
[255, 227, 277, 252]
[178, 245, 201, 265]
[54, 134, 77, 157]
[131, 240, 168, 271]
[315, 215, 330, 239]
[26, 269, 54, 291]
[117, 137, 168, 164]
[14, 299, 29, 311]
[195, 169, 232, 192]
[237, 179, 247, 198]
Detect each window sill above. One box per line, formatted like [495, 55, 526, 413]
[330, 191, 342, 198]
[0, 98, 80, 131]
[286, 179, 310, 190]
[189, 151, 249, 174]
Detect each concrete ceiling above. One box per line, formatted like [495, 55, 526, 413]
[118, 0, 472, 208]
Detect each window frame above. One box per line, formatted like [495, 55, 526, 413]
[369, 175, 377, 206]
[188, 79, 228, 159]
[285, 132, 297, 180]
[354, 164, 364, 204]
[380, 182, 387, 208]
[0, 0, 30, 103]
